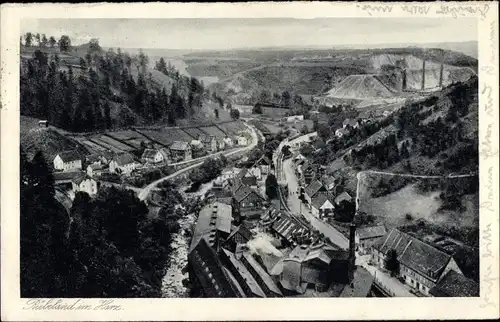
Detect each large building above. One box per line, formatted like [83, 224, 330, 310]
[372, 228, 463, 296]
[53, 150, 82, 172]
[189, 202, 233, 253]
[109, 153, 139, 175]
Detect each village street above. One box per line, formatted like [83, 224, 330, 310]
[281, 157, 349, 250]
[356, 254, 416, 297]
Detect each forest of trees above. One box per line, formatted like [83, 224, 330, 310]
[20, 34, 206, 132]
[21, 149, 180, 297]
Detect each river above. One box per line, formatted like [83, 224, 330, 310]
[159, 174, 229, 297]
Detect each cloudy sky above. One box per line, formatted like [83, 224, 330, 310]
[21, 18, 477, 50]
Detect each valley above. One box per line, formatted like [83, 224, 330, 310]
[19, 27, 480, 300]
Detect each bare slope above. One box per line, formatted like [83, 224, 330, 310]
[325, 74, 396, 100]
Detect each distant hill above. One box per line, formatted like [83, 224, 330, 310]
[207, 47, 477, 104]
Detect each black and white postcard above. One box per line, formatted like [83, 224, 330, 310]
[1, 2, 499, 321]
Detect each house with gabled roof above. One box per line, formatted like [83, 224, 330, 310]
[199, 134, 217, 153]
[372, 228, 463, 296]
[429, 270, 479, 297]
[71, 173, 98, 196]
[310, 193, 335, 219]
[254, 155, 273, 176]
[170, 141, 192, 162]
[86, 163, 107, 178]
[334, 191, 352, 205]
[141, 148, 164, 164]
[232, 185, 265, 220]
[109, 153, 139, 175]
[53, 150, 82, 172]
[304, 180, 327, 204]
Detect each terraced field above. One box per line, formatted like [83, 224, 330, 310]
[182, 127, 206, 139]
[198, 125, 227, 138]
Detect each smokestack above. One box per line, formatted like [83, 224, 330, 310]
[348, 223, 356, 282]
[421, 59, 426, 90]
[439, 63, 444, 88]
[402, 69, 407, 91]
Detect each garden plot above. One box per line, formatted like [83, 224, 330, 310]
[198, 125, 226, 138]
[88, 137, 124, 153]
[138, 130, 174, 148]
[96, 135, 135, 152]
[181, 127, 205, 139]
[161, 128, 194, 143]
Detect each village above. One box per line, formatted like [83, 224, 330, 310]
[181, 110, 479, 298]
[49, 120, 254, 200]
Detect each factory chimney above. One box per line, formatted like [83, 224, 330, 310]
[421, 59, 426, 90]
[348, 223, 356, 282]
[401, 69, 407, 92]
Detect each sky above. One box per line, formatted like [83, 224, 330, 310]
[21, 18, 477, 50]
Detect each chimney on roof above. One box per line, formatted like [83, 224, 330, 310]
[348, 223, 356, 283]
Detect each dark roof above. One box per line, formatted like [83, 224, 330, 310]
[241, 252, 283, 296]
[356, 225, 387, 240]
[189, 202, 233, 253]
[221, 249, 266, 298]
[112, 153, 136, 166]
[226, 224, 253, 243]
[255, 155, 272, 166]
[199, 134, 215, 144]
[56, 150, 81, 163]
[311, 193, 334, 210]
[53, 171, 81, 182]
[87, 163, 105, 171]
[72, 173, 94, 185]
[233, 185, 263, 203]
[429, 270, 479, 297]
[170, 141, 190, 151]
[374, 229, 453, 282]
[339, 266, 374, 297]
[335, 192, 352, 204]
[188, 238, 243, 297]
[141, 149, 159, 159]
[305, 180, 325, 198]
[271, 213, 310, 242]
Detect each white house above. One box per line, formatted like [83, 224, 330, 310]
[235, 135, 248, 146]
[223, 137, 234, 148]
[87, 163, 106, 178]
[248, 166, 262, 181]
[285, 115, 304, 122]
[53, 150, 82, 172]
[335, 128, 349, 138]
[72, 174, 98, 196]
[141, 149, 164, 164]
[310, 194, 335, 218]
[109, 153, 139, 175]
